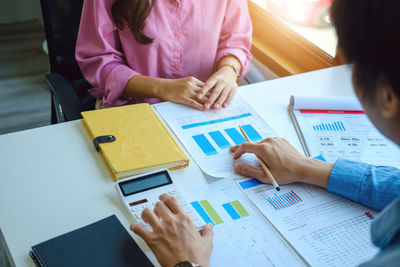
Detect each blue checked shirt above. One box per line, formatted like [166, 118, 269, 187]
[328, 158, 400, 266]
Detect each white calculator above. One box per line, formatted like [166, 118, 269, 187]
[116, 169, 204, 230]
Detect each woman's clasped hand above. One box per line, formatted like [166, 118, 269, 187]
[160, 66, 239, 111]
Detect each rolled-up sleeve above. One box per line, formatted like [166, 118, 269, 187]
[75, 0, 138, 106]
[216, 0, 253, 80]
[328, 158, 400, 211]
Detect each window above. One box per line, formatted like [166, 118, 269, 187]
[249, 0, 342, 77]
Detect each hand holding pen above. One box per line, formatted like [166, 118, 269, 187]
[230, 134, 332, 189]
[238, 126, 280, 191]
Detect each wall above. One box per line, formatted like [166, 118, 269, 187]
[0, 0, 42, 24]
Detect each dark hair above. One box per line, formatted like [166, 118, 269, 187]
[111, 0, 155, 45]
[331, 0, 400, 97]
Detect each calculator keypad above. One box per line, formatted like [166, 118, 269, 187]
[129, 190, 203, 230]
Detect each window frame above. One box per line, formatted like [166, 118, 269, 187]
[248, 1, 343, 77]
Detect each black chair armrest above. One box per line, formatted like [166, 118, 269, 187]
[45, 73, 82, 122]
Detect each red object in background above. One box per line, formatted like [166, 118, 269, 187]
[266, 0, 333, 27]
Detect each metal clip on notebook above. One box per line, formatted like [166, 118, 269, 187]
[93, 135, 116, 152]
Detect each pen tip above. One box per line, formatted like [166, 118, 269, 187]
[276, 186, 281, 191]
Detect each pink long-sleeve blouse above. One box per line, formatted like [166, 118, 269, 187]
[76, 0, 252, 107]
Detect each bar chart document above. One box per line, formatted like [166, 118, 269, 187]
[155, 96, 277, 178]
[288, 95, 400, 168]
[239, 178, 379, 266]
[185, 179, 305, 267]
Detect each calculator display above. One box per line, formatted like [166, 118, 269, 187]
[119, 171, 172, 196]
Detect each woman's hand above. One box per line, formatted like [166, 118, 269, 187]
[230, 138, 334, 188]
[131, 194, 214, 267]
[125, 75, 207, 110]
[197, 66, 238, 110]
[160, 76, 207, 110]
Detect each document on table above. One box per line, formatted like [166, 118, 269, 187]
[238, 179, 379, 267]
[155, 96, 277, 178]
[289, 95, 400, 168]
[184, 179, 305, 267]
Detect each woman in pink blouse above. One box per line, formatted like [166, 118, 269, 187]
[76, 0, 252, 110]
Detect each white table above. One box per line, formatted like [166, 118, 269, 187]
[0, 65, 354, 267]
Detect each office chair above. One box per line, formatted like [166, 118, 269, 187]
[40, 0, 265, 124]
[40, 0, 95, 124]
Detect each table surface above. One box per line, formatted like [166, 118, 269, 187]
[0, 65, 354, 267]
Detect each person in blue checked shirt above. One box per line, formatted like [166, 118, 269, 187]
[130, 0, 400, 266]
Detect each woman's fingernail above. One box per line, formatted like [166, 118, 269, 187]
[215, 104, 220, 109]
[198, 93, 203, 98]
[205, 103, 210, 109]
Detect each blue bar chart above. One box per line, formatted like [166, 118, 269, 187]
[191, 200, 224, 225]
[225, 128, 246, 145]
[191, 124, 263, 156]
[190, 201, 214, 224]
[267, 191, 303, 210]
[313, 121, 346, 132]
[239, 178, 263, 190]
[222, 200, 250, 220]
[222, 203, 241, 220]
[157, 96, 279, 179]
[209, 131, 231, 149]
[242, 124, 263, 142]
[192, 134, 218, 156]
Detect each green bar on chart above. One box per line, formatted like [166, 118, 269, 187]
[231, 200, 249, 217]
[200, 200, 224, 224]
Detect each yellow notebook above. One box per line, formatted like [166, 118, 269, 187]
[81, 103, 189, 181]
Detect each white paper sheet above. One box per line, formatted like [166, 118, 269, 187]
[290, 96, 400, 167]
[155, 96, 277, 178]
[239, 179, 379, 267]
[185, 179, 305, 267]
[290, 95, 363, 111]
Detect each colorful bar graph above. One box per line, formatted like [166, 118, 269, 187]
[197, 200, 224, 225]
[209, 131, 231, 149]
[242, 124, 263, 142]
[225, 128, 246, 145]
[182, 113, 252, 129]
[222, 200, 250, 220]
[239, 178, 263, 189]
[191, 201, 213, 224]
[222, 203, 241, 220]
[231, 200, 249, 217]
[192, 134, 218, 156]
[267, 191, 303, 210]
[313, 121, 346, 132]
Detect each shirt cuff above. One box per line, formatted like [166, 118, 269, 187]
[215, 48, 251, 81]
[327, 158, 370, 203]
[103, 64, 138, 107]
